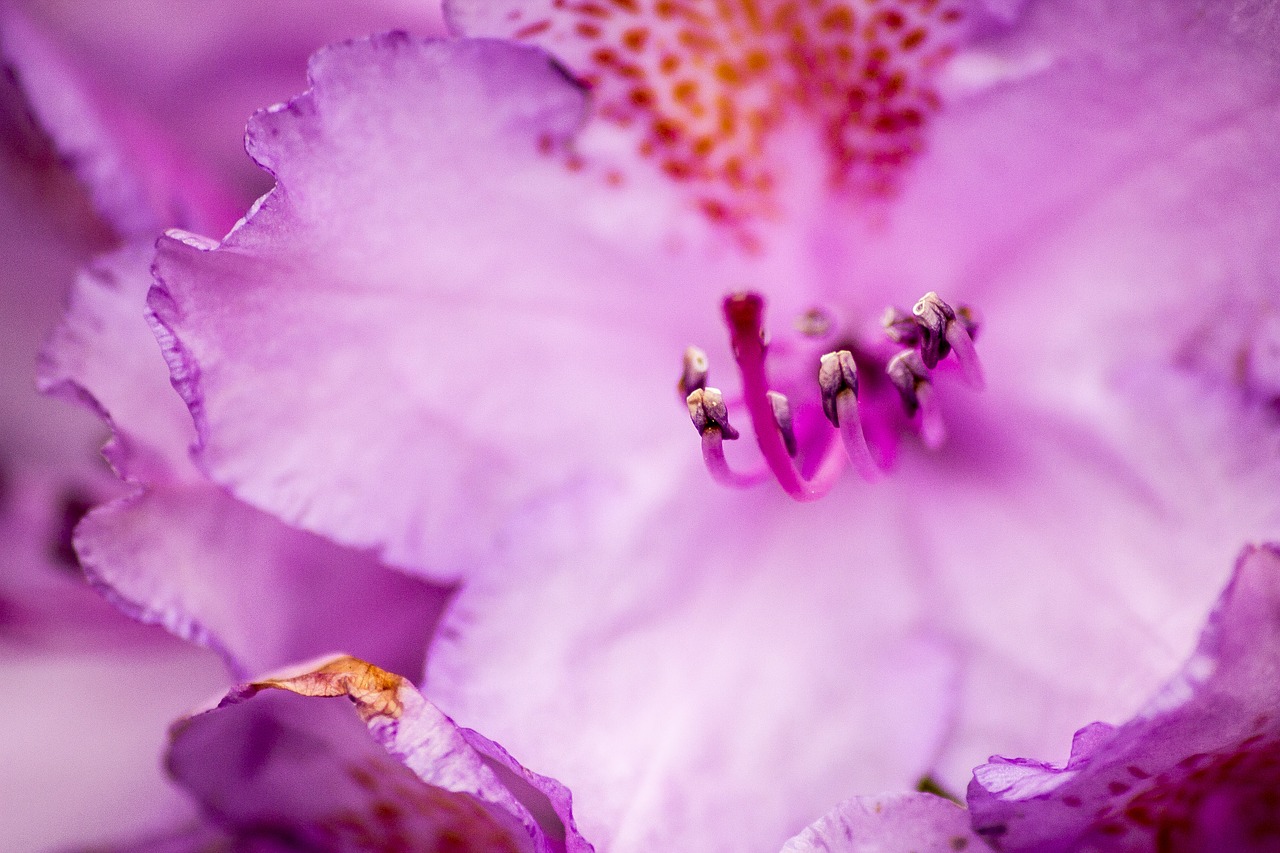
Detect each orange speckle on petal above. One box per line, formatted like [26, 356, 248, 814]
[492, 0, 966, 232]
[622, 26, 650, 50]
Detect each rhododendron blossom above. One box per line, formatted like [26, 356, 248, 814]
[5, 0, 1280, 850]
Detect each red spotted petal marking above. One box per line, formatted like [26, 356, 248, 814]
[487, 0, 964, 227]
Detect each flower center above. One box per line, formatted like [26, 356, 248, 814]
[682, 289, 982, 501]
[481, 0, 966, 227]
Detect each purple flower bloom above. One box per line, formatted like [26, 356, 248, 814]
[7, 0, 1280, 849]
[129, 0, 1280, 848]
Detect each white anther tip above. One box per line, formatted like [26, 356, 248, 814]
[818, 350, 860, 427]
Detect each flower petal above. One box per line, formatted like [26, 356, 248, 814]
[0, 6, 234, 234]
[0, 39, 232, 849]
[168, 655, 590, 852]
[449, 0, 970, 228]
[149, 34, 723, 579]
[849, 0, 1280, 787]
[14, 0, 446, 218]
[40, 242, 453, 681]
[968, 544, 1280, 852]
[780, 793, 980, 853]
[426, 476, 958, 852]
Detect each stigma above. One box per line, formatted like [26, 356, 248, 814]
[681, 290, 983, 501]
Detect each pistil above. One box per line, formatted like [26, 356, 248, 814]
[723, 293, 848, 501]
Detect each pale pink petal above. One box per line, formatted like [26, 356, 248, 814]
[39, 243, 197, 484]
[75, 487, 449, 683]
[133, 4, 1280, 851]
[968, 544, 1280, 852]
[780, 793, 980, 853]
[426, 479, 957, 852]
[856, 0, 1280, 787]
[40, 242, 453, 681]
[150, 34, 727, 579]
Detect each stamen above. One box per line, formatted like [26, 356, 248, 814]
[887, 350, 926, 416]
[700, 429, 770, 488]
[678, 345, 710, 399]
[818, 350, 860, 427]
[906, 291, 985, 387]
[888, 350, 945, 449]
[882, 306, 921, 347]
[767, 390, 797, 457]
[796, 308, 834, 339]
[687, 387, 767, 488]
[723, 293, 842, 501]
[912, 291, 955, 370]
[684, 290, 986, 495]
[818, 351, 879, 481]
[944, 315, 984, 389]
[686, 386, 738, 440]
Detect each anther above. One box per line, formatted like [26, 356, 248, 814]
[882, 306, 921, 347]
[767, 390, 797, 457]
[796, 307, 834, 338]
[678, 345, 710, 399]
[887, 350, 945, 448]
[686, 387, 739, 440]
[912, 291, 955, 369]
[687, 387, 767, 488]
[956, 305, 980, 339]
[819, 350, 879, 481]
[818, 350, 860, 427]
[887, 350, 927, 415]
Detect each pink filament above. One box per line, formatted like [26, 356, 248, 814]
[835, 392, 880, 481]
[701, 430, 770, 488]
[945, 320, 985, 389]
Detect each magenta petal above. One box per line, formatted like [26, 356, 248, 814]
[968, 544, 1280, 852]
[781, 793, 980, 853]
[169, 656, 590, 852]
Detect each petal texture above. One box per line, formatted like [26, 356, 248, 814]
[968, 544, 1280, 852]
[40, 243, 451, 681]
[427, 475, 958, 852]
[150, 34, 724, 579]
[837, 0, 1280, 786]
[780, 793, 980, 853]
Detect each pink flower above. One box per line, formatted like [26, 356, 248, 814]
[11, 0, 1280, 849]
[128, 0, 1280, 848]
